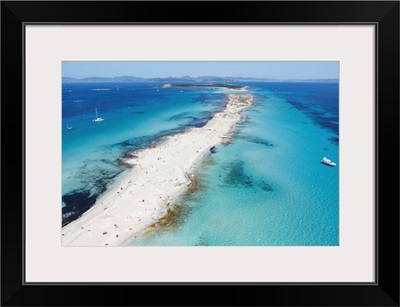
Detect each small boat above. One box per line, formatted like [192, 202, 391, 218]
[93, 108, 104, 122]
[321, 157, 336, 167]
[67, 123, 73, 130]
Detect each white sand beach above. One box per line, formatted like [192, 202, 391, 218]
[61, 94, 254, 246]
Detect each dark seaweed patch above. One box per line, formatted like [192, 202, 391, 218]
[100, 158, 122, 167]
[195, 235, 208, 246]
[169, 112, 191, 121]
[286, 98, 308, 111]
[119, 136, 153, 152]
[192, 93, 225, 106]
[285, 97, 339, 135]
[169, 111, 214, 128]
[328, 137, 339, 145]
[259, 181, 274, 192]
[169, 203, 191, 227]
[62, 191, 97, 226]
[224, 161, 254, 188]
[62, 167, 124, 226]
[309, 110, 324, 117]
[186, 114, 213, 128]
[238, 135, 273, 147]
[222, 160, 274, 192]
[315, 117, 338, 133]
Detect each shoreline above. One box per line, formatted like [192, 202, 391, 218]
[61, 94, 254, 246]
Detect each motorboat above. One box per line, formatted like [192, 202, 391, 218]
[321, 157, 336, 167]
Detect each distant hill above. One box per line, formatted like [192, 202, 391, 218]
[62, 76, 338, 83]
[62, 76, 146, 83]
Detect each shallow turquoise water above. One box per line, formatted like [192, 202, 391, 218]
[126, 83, 339, 246]
[62, 81, 339, 245]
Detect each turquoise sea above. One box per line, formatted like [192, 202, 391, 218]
[62, 81, 339, 246]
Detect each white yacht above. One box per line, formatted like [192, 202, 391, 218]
[93, 108, 104, 122]
[321, 157, 336, 167]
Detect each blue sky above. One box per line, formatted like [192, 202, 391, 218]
[62, 61, 338, 80]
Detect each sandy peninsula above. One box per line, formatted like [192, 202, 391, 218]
[62, 94, 254, 246]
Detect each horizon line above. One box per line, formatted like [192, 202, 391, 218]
[63, 75, 339, 81]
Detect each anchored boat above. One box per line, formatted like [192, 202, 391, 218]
[321, 157, 336, 167]
[93, 108, 104, 122]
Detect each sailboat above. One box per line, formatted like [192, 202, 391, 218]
[92, 108, 104, 122]
[67, 123, 73, 130]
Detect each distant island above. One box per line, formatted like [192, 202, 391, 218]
[161, 83, 246, 90]
[62, 75, 339, 84]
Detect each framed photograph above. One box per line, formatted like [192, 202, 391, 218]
[2, 1, 399, 306]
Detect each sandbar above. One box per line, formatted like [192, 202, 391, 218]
[61, 94, 254, 246]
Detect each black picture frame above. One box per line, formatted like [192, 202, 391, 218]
[1, 1, 399, 306]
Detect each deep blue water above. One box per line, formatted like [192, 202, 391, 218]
[62, 81, 339, 246]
